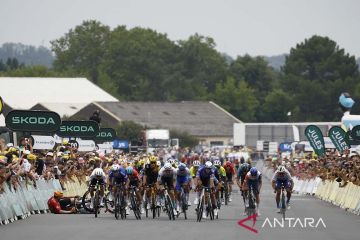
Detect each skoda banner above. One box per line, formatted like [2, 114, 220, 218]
[328, 126, 349, 153]
[56, 121, 99, 138]
[0, 96, 4, 115]
[5, 110, 61, 132]
[305, 125, 326, 156]
[84, 128, 117, 143]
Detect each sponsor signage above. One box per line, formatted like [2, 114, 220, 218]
[328, 126, 349, 153]
[350, 125, 360, 141]
[279, 142, 292, 152]
[76, 139, 97, 152]
[5, 110, 61, 132]
[85, 128, 117, 143]
[31, 135, 56, 150]
[113, 139, 129, 149]
[304, 125, 325, 156]
[56, 121, 99, 138]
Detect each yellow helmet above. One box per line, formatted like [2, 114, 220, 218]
[150, 156, 157, 163]
[27, 154, 37, 161]
[54, 191, 63, 198]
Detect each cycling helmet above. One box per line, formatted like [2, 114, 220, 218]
[193, 160, 200, 167]
[126, 166, 134, 175]
[178, 163, 186, 171]
[111, 164, 120, 171]
[250, 167, 258, 176]
[164, 162, 172, 170]
[278, 166, 286, 173]
[54, 191, 63, 198]
[214, 160, 221, 167]
[94, 168, 104, 176]
[205, 161, 212, 169]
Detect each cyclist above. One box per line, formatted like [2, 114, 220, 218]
[48, 191, 76, 214]
[213, 160, 226, 205]
[224, 161, 236, 202]
[108, 164, 129, 214]
[242, 167, 262, 216]
[190, 160, 201, 204]
[271, 165, 293, 213]
[143, 157, 160, 210]
[175, 163, 192, 212]
[157, 162, 177, 216]
[89, 167, 106, 208]
[196, 161, 218, 219]
[125, 166, 144, 214]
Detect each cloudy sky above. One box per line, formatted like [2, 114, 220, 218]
[1, 0, 359, 57]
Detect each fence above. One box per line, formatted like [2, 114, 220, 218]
[256, 161, 360, 215]
[0, 178, 88, 225]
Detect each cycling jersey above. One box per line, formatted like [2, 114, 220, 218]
[237, 163, 251, 182]
[47, 197, 62, 214]
[189, 166, 199, 178]
[243, 171, 262, 194]
[144, 164, 159, 185]
[196, 167, 215, 187]
[272, 169, 292, 189]
[158, 166, 176, 190]
[128, 169, 141, 185]
[175, 167, 191, 191]
[109, 167, 128, 184]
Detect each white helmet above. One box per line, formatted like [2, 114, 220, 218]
[111, 164, 120, 171]
[277, 166, 286, 173]
[205, 161, 212, 169]
[164, 162, 172, 170]
[94, 168, 104, 176]
[193, 160, 200, 167]
[214, 160, 221, 166]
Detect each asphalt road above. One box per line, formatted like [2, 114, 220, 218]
[2, 173, 360, 240]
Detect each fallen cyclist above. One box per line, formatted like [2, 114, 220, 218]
[47, 191, 79, 214]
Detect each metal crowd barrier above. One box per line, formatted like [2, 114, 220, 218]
[0, 177, 88, 225]
[256, 161, 360, 216]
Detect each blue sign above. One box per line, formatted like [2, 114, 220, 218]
[279, 142, 292, 152]
[113, 140, 129, 149]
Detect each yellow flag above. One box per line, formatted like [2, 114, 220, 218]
[0, 96, 3, 115]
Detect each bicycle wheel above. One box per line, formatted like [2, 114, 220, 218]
[120, 192, 126, 220]
[181, 193, 187, 220]
[81, 190, 93, 213]
[144, 201, 149, 218]
[281, 190, 286, 219]
[197, 195, 204, 222]
[114, 192, 120, 220]
[224, 184, 229, 206]
[94, 188, 100, 218]
[207, 198, 214, 220]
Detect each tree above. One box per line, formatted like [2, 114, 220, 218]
[178, 34, 228, 94]
[115, 121, 144, 141]
[213, 77, 259, 121]
[260, 89, 294, 122]
[229, 55, 276, 96]
[51, 20, 110, 84]
[102, 26, 179, 100]
[282, 35, 359, 121]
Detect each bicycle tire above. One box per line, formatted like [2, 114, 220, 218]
[181, 192, 187, 220]
[94, 188, 99, 218]
[115, 192, 120, 220]
[281, 190, 286, 219]
[81, 190, 93, 213]
[208, 199, 214, 220]
[224, 184, 229, 206]
[197, 195, 204, 222]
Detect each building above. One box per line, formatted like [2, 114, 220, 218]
[0, 77, 118, 125]
[234, 122, 340, 147]
[72, 101, 242, 146]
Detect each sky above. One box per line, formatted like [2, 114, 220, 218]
[1, 0, 359, 57]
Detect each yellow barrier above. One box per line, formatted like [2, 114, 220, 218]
[315, 180, 360, 213]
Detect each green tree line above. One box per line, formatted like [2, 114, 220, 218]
[1, 20, 359, 122]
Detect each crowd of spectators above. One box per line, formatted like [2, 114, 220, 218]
[266, 150, 360, 187]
